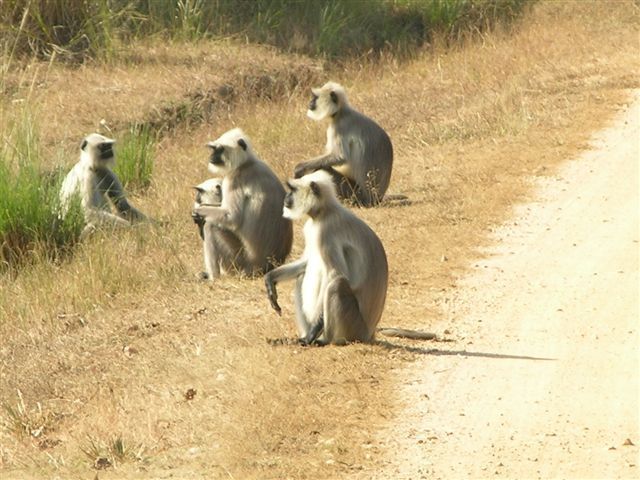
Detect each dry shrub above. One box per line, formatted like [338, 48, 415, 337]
[0, 1, 638, 478]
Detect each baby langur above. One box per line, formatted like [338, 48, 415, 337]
[192, 178, 223, 279]
[294, 81, 393, 207]
[192, 128, 293, 280]
[193, 178, 223, 238]
[264, 170, 388, 345]
[59, 133, 148, 237]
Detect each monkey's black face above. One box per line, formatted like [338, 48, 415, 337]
[308, 94, 318, 111]
[284, 182, 296, 209]
[98, 142, 114, 160]
[209, 145, 225, 166]
[283, 180, 312, 220]
[284, 191, 294, 209]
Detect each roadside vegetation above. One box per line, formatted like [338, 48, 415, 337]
[1, 0, 530, 61]
[0, 1, 637, 479]
[113, 123, 157, 193]
[0, 108, 84, 269]
[0, 111, 155, 269]
[0, 0, 531, 266]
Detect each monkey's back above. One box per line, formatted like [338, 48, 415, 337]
[336, 107, 393, 203]
[229, 159, 293, 271]
[319, 208, 388, 329]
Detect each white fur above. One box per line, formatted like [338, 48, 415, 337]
[300, 219, 328, 330]
[193, 178, 224, 279]
[212, 127, 248, 149]
[207, 163, 225, 176]
[193, 178, 223, 208]
[206, 128, 254, 176]
[59, 162, 102, 216]
[293, 171, 338, 323]
[307, 81, 349, 121]
[59, 133, 116, 216]
[58, 133, 132, 236]
[196, 128, 293, 280]
[81, 133, 116, 169]
[265, 165, 388, 344]
[283, 170, 336, 220]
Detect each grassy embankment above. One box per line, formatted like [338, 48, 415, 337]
[0, 1, 638, 479]
[0, 0, 527, 267]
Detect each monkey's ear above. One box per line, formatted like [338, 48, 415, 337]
[237, 138, 247, 151]
[81, 139, 88, 151]
[330, 91, 338, 104]
[310, 181, 321, 197]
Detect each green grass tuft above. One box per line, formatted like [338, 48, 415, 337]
[113, 123, 157, 192]
[0, 109, 84, 268]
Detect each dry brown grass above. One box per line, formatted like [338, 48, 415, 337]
[1, 1, 638, 478]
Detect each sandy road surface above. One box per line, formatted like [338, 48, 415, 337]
[373, 91, 640, 479]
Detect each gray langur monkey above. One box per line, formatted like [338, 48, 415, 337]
[264, 170, 388, 345]
[191, 128, 293, 280]
[59, 133, 148, 237]
[192, 178, 223, 238]
[192, 177, 223, 279]
[293, 81, 394, 207]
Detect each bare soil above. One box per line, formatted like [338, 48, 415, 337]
[368, 92, 640, 479]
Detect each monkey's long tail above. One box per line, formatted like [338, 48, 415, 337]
[381, 194, 411, 207]
[377, 328, 437, 340]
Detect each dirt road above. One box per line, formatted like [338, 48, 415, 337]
[373, 92, 640, 479]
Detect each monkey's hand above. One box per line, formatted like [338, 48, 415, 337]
[293, 162, 310, 179]
[191, 210, 205, 226]
[301, 316, 324, 345]
[264, 275, 282, 315]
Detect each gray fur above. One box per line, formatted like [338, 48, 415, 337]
[193, 129, 293, 280]
[264, 170, 388, 345]
[59, 133, 148, 237]
[294, 82, 393, 207]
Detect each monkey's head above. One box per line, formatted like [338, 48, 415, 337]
[307, 82, 348, 121]
[206, 128, 252, 176]
[283, 170, 337, 220]
[80, 133, 116, 169]
[193, 178, 223, 208]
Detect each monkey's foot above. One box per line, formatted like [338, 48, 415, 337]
[266, 337, 299, 347]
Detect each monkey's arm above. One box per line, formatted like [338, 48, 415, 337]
[323, 244, 354, 284]
[193, 205, 233, 229]
[294, 153, 345, 178]
[194, 190, 248, 230]
[85, 207, 131, 227]
[95, 168, 148, 223]
[191, 212, 206, 240]
[264, 259, 308, 315]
